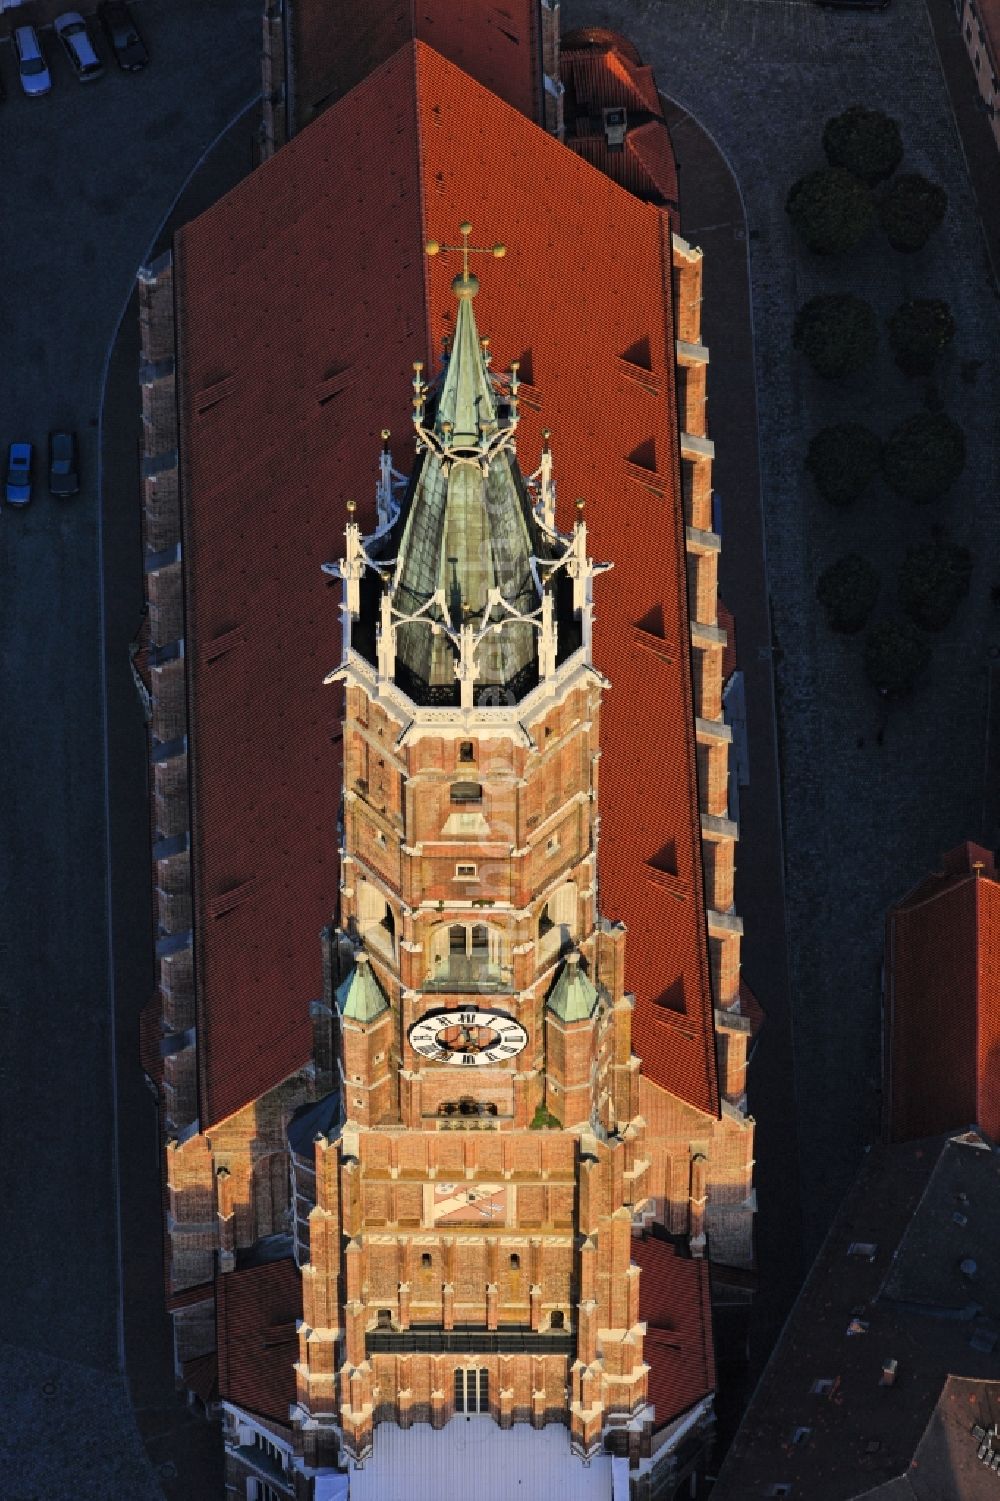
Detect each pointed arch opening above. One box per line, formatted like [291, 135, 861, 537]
[356, 878, 396, 960]
[427, 920, 508, 991]
[538, 881, 578, 965]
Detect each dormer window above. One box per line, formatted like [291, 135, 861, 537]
[451, 781, 482, 804]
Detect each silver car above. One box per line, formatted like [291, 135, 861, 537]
[54, 12, 105, 81]
[14, 26, 52, 97]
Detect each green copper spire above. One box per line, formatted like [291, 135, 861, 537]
[546, 951, 599, 1023]
[335, 951, 389, 1024]
[389, 224, 544, 701]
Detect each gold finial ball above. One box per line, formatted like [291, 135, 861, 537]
[543, 429, 552, 441]
[347, 499, 357, 514]
[452, 271, 479, 298]
[575, 497, 586, 513]
[381, 428, 391, 441]
[459, 221, 473, 237]
[425, 240, 441, 257]
[492, 244, 506, 258]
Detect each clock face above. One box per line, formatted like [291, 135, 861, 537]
[408, 1007, 528, 1067]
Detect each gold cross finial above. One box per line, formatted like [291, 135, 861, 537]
[426, 221, 506, 293]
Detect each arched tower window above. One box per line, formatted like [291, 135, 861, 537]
[356, 878, 396, 959]
[538, 882, 578, 964]
[428, 922, 507, 989]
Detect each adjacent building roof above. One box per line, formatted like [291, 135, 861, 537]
[633, 1232, 716, 1426]
[347, 1417, 619, 1501]
[885, 843, 1000, 1144]
[216, 1258, 301, 1426]
[176, 37, 717, 1124]
[561, 31, 678, 211]
[711, 1130, 1000, 1499]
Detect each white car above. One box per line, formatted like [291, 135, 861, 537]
[54, 12, 105, 81]
[14, 26, 52, 97]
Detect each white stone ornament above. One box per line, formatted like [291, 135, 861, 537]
[408, 1008, 528, 1066]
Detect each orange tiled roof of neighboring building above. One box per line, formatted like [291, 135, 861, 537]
[560, 43, 661, 117]
[886, 843, 1000, 1143]
[175, 39, 717, 1125]
[561, 36, 678, 210]
[215, 1259, 301, 1425]
[633, 1233, 716, 1427]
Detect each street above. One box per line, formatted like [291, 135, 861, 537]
[0, 2, 261, 1495]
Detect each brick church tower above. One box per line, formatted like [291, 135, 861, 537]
[293, 233, 659, 1492]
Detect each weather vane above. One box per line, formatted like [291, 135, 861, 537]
[425, 221, 506, 292]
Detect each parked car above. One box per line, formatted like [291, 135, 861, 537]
[6, 443, 34, 506]
[48, 431, 80, 497]
[54, 12, 105, 81]
[96, 0, 148, 71]
[13, 26, 52, 97]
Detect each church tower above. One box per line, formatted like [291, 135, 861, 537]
[293, 229, 657, 1492]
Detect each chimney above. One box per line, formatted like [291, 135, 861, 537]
[603, 107, 627, 147]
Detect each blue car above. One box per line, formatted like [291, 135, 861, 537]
[6, 442, 33, 506]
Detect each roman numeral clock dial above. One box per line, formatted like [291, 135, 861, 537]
[407, 1008, 528, 1066]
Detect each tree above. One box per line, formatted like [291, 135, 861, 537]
[822, 106, 903, 185]
[886, 299, 956, 377]
[882, 412, 966, 501]
[786, 167, 875, 254]
[899, 539, 972, 630]
[793, 294, 878, 379]
[864, 618, 931, 696]
[878, 173, 947, 252]
[816, 553, 880, 634]
[805, 423, 882, 506]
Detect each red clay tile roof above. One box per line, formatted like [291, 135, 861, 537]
[182, 1349, 218, 1405]
[216, 1259, 301, 1424]
[139, 993, 164, 1091]
[176, 38, 717, 1122]
[886, 843, 1000, 1143]
[561, 40, 677, 210]
[713, 1132, 1000, 1500]
[291, 0, 542, 133]
[561, 44, 661, 117]
[633, 1233, 716, 1427]
[561, 27, 645, 71]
